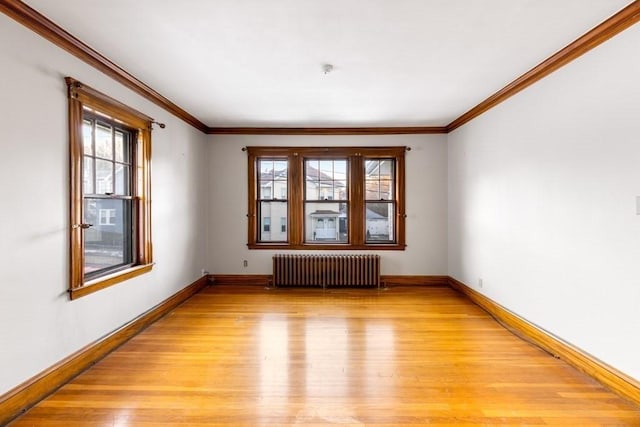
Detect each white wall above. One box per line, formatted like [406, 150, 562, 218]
[448, 25, 640, 380]
[0, 15, 209, 394]
[207, 134, 447, 275]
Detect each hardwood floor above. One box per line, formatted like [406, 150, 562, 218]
[10, 285, 640, 426]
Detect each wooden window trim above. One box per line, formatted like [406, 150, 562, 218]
[67, 77, 153, 299]
[247, 146, 406, 250]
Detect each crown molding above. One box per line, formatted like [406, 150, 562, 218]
[0, 0, 208, 133]
[207, 126, 448, 135]
[447, 1, 640, 132]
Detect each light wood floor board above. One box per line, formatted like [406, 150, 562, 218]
[10, 286, 640, 426]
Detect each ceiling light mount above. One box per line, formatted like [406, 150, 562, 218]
[322, 63, 334, 74]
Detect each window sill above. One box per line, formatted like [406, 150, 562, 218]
[69, 263, 154, 300]
[247, 243, 406, 251]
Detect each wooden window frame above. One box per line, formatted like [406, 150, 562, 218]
[67, 77, 153, 299]
[247, 146, 406, 250]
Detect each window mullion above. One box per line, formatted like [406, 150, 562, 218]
[247, 153, 257, 246]
[111, 125, 116, 195]
[91, 120, 96, 194]
[395, 153, 406, 248]
[350, 154, 364, 245]
[289, 152, 303, 246]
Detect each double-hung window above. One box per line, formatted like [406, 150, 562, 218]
[67, 77, 153, 299]
[82, 114, 135, 280]
[258, 159, 288, 242]
[305, 159, 348, 243]
[365, 158, 396, 243]
[247, 146, 406, 250]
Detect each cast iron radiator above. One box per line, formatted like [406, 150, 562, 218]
[272, 254, 381, 288]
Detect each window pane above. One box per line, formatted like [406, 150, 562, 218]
[365, 160, 380, 179]
[306, 160, 319, 181]
[366, 202, 394, 242]
[83, 198, 132, 276]
[259, 160, 274, 179]
[273, 161, 288, 178]
[83, 156, 94, 194]
[319, 160, 333, 179]
[380, 179, 393, 200]
[334, 180, 347, 200]
[366, 158, 394, 201]
[115, 163, 130, 196]
[83, 120, 93, 155]
[306, 181, 318, 200]
[318, 182, 333, 200]
[96, 159, 113, 194]
[258, 159, 280, 181]
[259, 159, 287, 201]
[334, 160, 347, 179]
[115, 131, 128, 163]
[259, 201, 287, 242]
[305, 202, 348, 243]
[259, 182, 272, 200]
[95, 124, 113, 159]
[379, 159, 393, 179]
[273, 181, 287, 200]
[305, 159, 348, 202]
[365, 183, 379, 200]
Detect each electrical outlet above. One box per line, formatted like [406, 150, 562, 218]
[243, 260, 248, 268]
[478, 278, 484, 288]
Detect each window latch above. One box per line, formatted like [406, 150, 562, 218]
[73, 223, 93, 229]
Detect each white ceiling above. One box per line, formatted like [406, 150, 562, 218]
[24, 0, 633, 127]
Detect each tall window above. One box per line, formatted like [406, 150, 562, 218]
[82, 114, 135, 280]
[258, 159, 287, 242]
[365, 159, 395, 242]
[247, 147, 406, 250]
[67, 77, 153, 299]
[305, 159, 348, 243]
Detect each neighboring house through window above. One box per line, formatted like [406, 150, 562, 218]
[98, 208, 117, 226]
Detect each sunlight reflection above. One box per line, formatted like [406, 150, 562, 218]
[112, 409, 131, 427]
[365, 323, 396, 396]
[305, 317, 348, 397]
[257, 314, 290, 423]
[259, 315, 289, 396]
